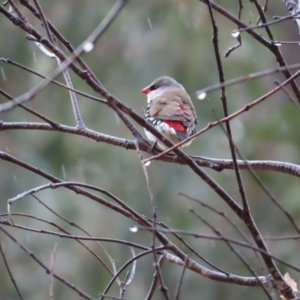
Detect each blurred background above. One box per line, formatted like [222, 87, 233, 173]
[1, 0, 300, 299]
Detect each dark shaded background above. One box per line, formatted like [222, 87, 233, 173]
[1, 1, 300, 299]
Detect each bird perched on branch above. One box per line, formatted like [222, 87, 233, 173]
[141, 76, 198, 150]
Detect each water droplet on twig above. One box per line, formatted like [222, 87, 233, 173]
[129, 225, 138, 233]
[197, 92, 207, 100]
[143, 160, 151, 167]
[231, 31, 240, 38]
[83, 42, 94, 52]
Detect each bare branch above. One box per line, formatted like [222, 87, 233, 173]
[0, 242, 24, 300]
[0, 225, 95, 300]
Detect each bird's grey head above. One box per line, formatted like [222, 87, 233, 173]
[141, 76, 185, 103]
[151, 76, 184, 91]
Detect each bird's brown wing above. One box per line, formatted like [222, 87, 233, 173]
[149, 89, 197, 127]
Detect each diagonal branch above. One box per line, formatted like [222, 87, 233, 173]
[199, 0, 300, 103]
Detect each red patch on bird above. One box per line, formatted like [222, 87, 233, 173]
[179, 105, 184, 116]
[164, 121, 187, 132]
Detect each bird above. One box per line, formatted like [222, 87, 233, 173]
[140, 76, 198, 150]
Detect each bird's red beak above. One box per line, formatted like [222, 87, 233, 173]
[140, 86, 151, 94]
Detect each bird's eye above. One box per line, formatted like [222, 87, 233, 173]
[151, 84, 160, 90]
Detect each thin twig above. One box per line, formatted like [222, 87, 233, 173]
[274, 79, 300, 111]
[199, 0, 300, 103]
[0, 58, 106, 104]
[0, 89, 59, 127]
[0, 226, 95, 300]
[189, 209, 273, 299]
[206, 0, 249, 214]
[0, 242, 24, 300]
[135, 140, 169, 300]
[32, 0, 55, 45]
[195, 62, 300, 97]
[174, 256, 188, 300]
[0, 0, 127, 112]
[225, 0, 243, 57]
[100, 247, 165, 300]
[31, 194, 120, 283]
[135, 226, 300, 273]
[145, 256, 165, 300]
